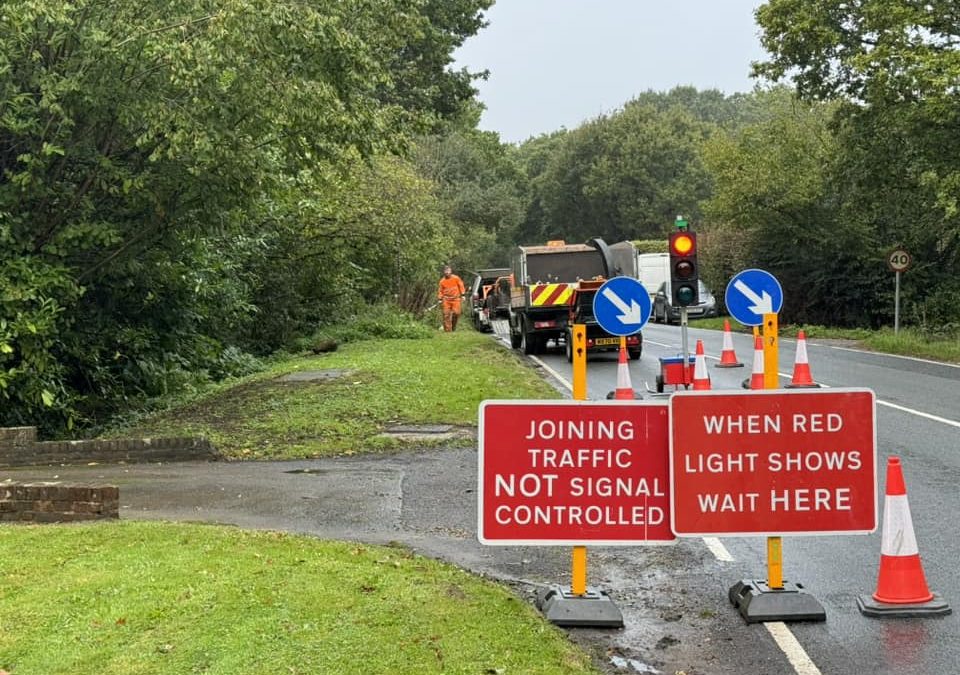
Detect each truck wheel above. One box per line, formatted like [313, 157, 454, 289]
[522, 329, 537, 355]
[629, 347, 642, 361]
[565, 330, 573, 363]
[510, 327, 522, 349]
[655, 374, 664, 393]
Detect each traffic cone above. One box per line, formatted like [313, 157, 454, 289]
[746, 336, 764, 390]
[608, 344, 636, 400]
[858, 457, 951, 617]
[692, 340, 711, 390]
[715, 319, 744, 368]
[785, 330, 820, 388]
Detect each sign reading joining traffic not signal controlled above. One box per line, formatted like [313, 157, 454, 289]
[478, 400, 674, 545]
[669, 389, 877, 537]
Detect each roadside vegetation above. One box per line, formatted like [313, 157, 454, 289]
[0, 521, 594, 675]
[111, 319, 559, 460]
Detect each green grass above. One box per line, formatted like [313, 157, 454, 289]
[861, 327, 960, 362]
[112, 331, 560, 459]
[687, 317, 959, 362]
[0, 521, 594, 675]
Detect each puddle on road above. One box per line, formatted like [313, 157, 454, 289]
[609, 655, 661, 674]
[284, 468, 329, 475]
[378, 424, 461, 442]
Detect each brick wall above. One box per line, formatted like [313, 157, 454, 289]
[0, 428, 218, 467]
[0, 482, 119, 522]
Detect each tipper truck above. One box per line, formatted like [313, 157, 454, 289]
[507, 238, 639, 355]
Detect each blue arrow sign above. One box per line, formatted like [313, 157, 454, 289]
[592, 277, 651, 336]
[725, 269, 784, 326]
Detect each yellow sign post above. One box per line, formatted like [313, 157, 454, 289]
[729, 311, 825, 622]
[571, 323, 588, 595]
[537, 323, 623, 627]
[763, 312, 783, 589]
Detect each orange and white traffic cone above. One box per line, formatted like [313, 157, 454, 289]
[715, 319, 744, 368]
[608, 344, 636, 400]
[858, 457, 951, 617]
[785, 330, 819, 388]
[692, 340, 711, 390]
[745, 336, 764, 390]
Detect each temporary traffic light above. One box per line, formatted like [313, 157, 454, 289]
[669, 230, 699, 307]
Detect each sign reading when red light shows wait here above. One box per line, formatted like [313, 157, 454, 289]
[670, 389, 877, 537]
[478, 400, 674, 546]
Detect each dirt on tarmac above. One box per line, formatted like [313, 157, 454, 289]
[1, 444, 792, 675]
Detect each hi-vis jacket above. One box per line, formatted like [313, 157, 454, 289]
[438, 275, 465, 301]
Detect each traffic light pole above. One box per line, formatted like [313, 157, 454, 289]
[680, 307, 690, 382]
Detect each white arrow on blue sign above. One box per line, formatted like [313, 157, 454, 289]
[725, 269, 783, 326]
[592, 276, 652, 336]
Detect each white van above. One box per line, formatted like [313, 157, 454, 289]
[637, 253, 669, 300]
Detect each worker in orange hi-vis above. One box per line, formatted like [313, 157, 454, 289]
[437, 264, 466, 332]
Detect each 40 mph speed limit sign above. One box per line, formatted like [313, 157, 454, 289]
[887, 248, 912, 273]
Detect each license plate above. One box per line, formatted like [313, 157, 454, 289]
[593, 337, 619, 346]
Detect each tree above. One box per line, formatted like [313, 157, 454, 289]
[754, 0, 960, 328]
[0, 0, 492, 431]
[518, 101, 715, 245]
[414, 130, 525, 268]
[701, 90, 883, 325]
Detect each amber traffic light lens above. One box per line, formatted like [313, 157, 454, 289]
[672, 234, 694, 255]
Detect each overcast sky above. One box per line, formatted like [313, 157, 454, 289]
[454, 1, 767, 143]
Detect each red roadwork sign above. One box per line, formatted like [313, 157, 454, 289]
[670, 389, 877, 537]
[478, 400, 674, 545]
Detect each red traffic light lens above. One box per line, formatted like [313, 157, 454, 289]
[671, 234, 694, 255]
[675, 260, 695, 279]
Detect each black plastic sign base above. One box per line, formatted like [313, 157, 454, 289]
[857, 593, 951, 618]
[536, 585, 624, 628]
[729, 579, 826, 623]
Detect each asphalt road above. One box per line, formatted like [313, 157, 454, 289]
[3, 320, 958, 674]
[497, 318, 960, 675]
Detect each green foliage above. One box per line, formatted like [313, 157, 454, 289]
[0, 522, 594, 674]
[633, 239, 669, 254]
[0, 0, 491, 433]
[517, 89, 721, 244]
[413, 130, 526, 268]
[752, 0, 960, 330]
[298, 304, 435, 348]
[700, 89, 880, 325]
[242, 155, 453, 351]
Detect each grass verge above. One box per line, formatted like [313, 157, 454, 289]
[111, 330, 560, 459]
[688, 317, 959, 363]
[0, 521, 594, 675]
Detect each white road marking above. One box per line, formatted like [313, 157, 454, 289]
[765, 622, 823, 675]
[528, 355, 573, 390]
[702, 537, 733, 562]
[648, 338, 960, 429]
[816, 343, 960, 369]
[876, 400, 960, 429]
